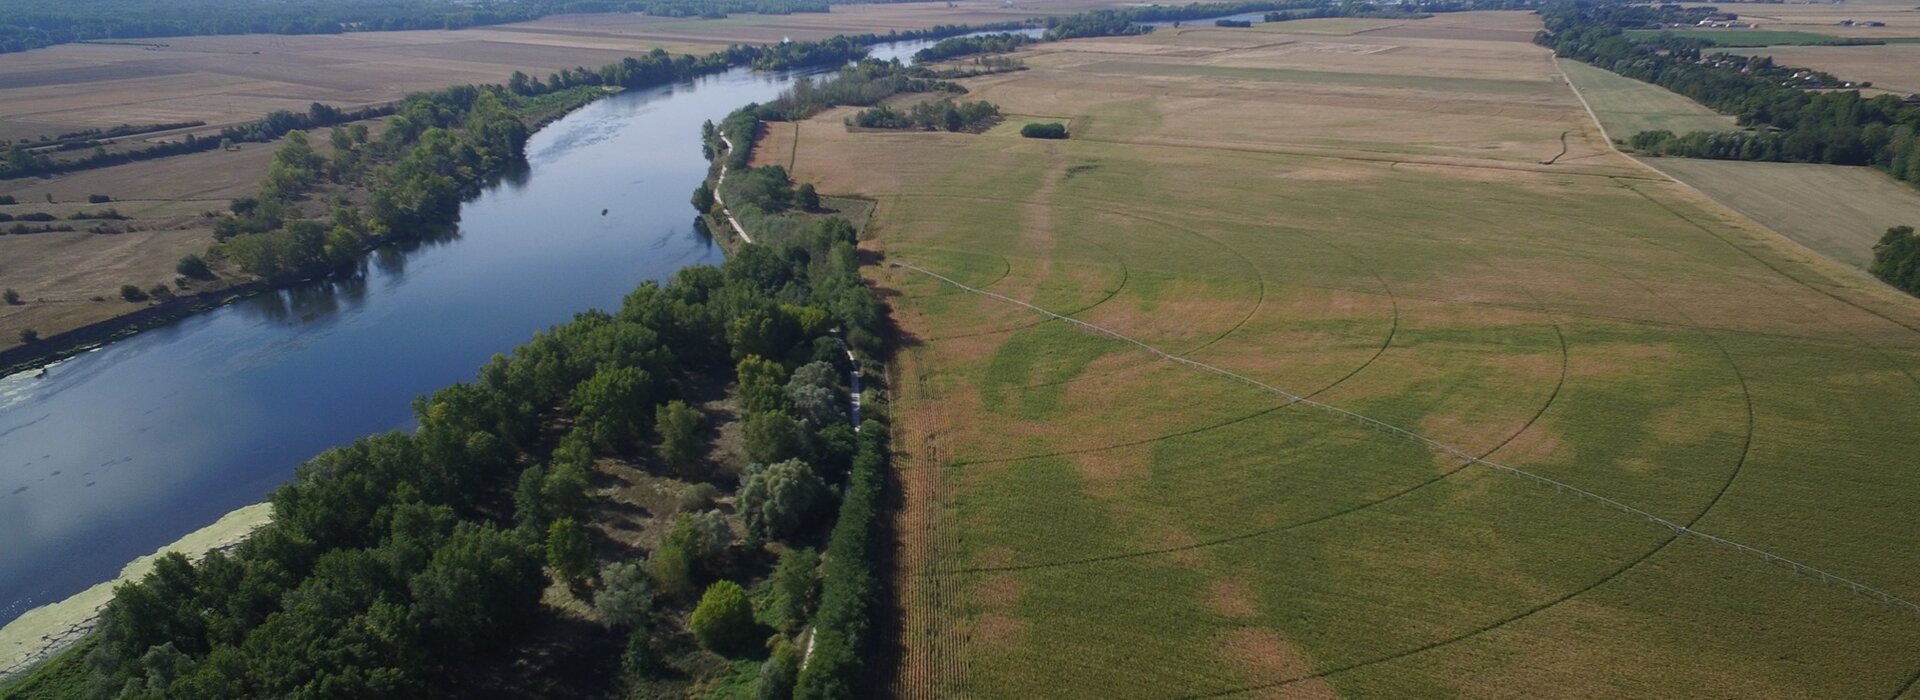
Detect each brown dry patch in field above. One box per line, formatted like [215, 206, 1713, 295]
[1492, 421, 1568, 464]
[1217, 627, 1337, 697]
[1071, 443, 1150, 499]
[1147, 526, 1206, 568]
[970, 613, 1026, 650]
[1422, 415, 1513, 465]
[1421, 597, 1790, 699]
[1207, 579, 1260, 619]
[1083, 289, 1258, 348]
[974, 572, 1022, 609]
[1567, 343, 1683, 380]
[1648, 401, 1732, 448]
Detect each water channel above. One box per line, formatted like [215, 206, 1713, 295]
[0, 30, 1012, 623]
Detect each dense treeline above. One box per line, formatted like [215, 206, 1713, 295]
[1540, 2, 1920, 185]
[0, 122, 206, 151]
[0, 104, 391, 180]
[0, 0, 554, 54]
[849, 98, 1001, 132]
[72, 180, 889, 697]
[1021, 122, 1068, 139]
[1042, 0, 1542, 41]
[1873, 226, 1920, 297]
[209, 86, 540, 281]
[206, 28, 957, 281]
[0, 0, 1029, 54]
[705, 59, 986, 168]
[911, 32, 1036, 62]
[1264, 6, 1431, 22]
[791, 419, 887, 697]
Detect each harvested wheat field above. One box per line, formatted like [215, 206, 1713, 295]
[781, 10, 1920, 698]
[0, 0, 1097, 142]
[1648, 158, 1920, 269]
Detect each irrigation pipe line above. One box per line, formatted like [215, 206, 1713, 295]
[889, 260, 1920, 615]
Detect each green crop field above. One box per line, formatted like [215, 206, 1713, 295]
[1559, 58, 1739, 139]
[789, 11, 1920, 699]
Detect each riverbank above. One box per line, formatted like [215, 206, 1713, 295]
[0, 281, 267, 378]
[0, 503, 272, 686]
[0, 85, 621, 380]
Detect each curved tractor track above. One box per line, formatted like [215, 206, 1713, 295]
[894, 261, 1920, 623]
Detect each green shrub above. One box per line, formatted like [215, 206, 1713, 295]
[689, 580, 756, 654]
[1020, 122, 1068, 139]
[175, 254, 211, 278]
[738, 459, 828, 541]
[3, 287, 19, 305]
[594, 560, 653, 630]
[119, 284, 148, 302]
[546, 518, 592, 585]
[19, 328, 39, 343]
[87, 194, 111, 203]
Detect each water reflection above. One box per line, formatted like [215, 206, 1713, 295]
[0, 31, 1003, 624]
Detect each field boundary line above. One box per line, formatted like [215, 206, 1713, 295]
[891, 259, 1920, 616]
[1555, 57, 1920, 341]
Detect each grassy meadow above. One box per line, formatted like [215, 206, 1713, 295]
[1558, 58, 1737, 139]
[783, 11, 1920, 698]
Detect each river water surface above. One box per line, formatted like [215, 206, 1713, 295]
[0, 42, 965, 623]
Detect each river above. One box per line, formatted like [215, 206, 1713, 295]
[0, 31, 997, 624]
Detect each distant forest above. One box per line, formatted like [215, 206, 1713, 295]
[0, 0, 942, 54]
[1541, 2, 1920, 186]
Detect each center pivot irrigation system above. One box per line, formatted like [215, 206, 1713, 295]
[890, 260, 1920, 615]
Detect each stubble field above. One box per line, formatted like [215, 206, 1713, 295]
[779, 12, 1920, 698]
[0, 0, 1092, 142]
